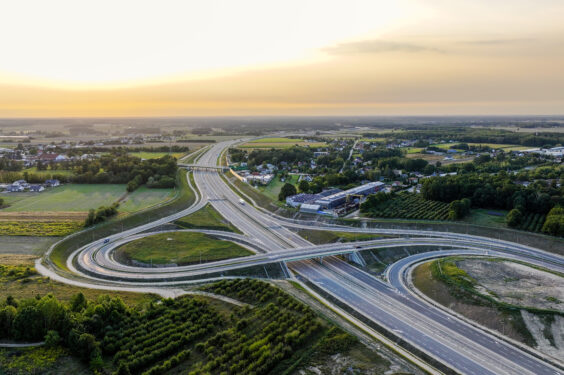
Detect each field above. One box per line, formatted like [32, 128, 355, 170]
[403, 143, 529, 154]
[517, 212, 547, 233]
[1, 184, 173, 213]
[116, 231, 253, 265]
[0, 236, 59, 255]
[239, 137, 326, 149]
[0, 221, 83, 236]
[363, 193, 451, 221]
[175, 203, 241, 232]
[257, 174, 299, 201]
[128, 151, 186, 159]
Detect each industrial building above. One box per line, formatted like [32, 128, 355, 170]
[285, 188, 342, 208]
[315, 181, 384, 209]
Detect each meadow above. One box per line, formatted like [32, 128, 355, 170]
[128, 151, 186, 159]
[239, 137, 326, 149]
[2, 184, 173, 213]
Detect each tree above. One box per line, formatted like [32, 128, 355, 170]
[506, 208, 523, 228]
[298, 180, 309, 193]
[278, 183, 297, 201]
[70, 292, 87, 312]
[45, 330, 61, 347]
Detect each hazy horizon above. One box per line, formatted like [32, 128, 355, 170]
[1, 0, 564, 117]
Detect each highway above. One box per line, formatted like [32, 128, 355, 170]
[39, 139, 564, 375]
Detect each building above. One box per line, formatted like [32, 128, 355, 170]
[6, 185, 24, 192]
[315, 182, 385, 209]
[286, 193, 319, 208]
[44, 179, 60, 187]
[299, 203, 320, 214]
[29, 185, 45, 192]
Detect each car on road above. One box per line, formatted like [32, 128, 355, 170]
[239, 199, 245, 205]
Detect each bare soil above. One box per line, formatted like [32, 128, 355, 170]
[458, 259, 564, 312]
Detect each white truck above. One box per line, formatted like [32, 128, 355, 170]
[239, 198, 245, 205]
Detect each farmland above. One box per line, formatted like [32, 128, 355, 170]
[1, 184, 173, 213]
[362, 193, 451, 221]
[239, 137, 327, 149]
[116, 231, 253, 266]
[128, 151, 186, 160]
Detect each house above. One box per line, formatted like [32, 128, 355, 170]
[6, 185, 24, 192]
[28, 185, 45, 192]
[12, 179, 27, 186]
[44, 179, 60, 187]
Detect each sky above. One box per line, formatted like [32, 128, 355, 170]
[0, 0, 563, 117]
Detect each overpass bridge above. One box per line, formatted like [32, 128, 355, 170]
[179, 164, 230, 172]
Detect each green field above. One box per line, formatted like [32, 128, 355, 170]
[2, 184, 174, 213]
[22, 167, 75, 176]
[128, 151, 186, 159]
[257, 174, 299, 201]
[117, 231, 253, 265]
[239, 137, 326, 149]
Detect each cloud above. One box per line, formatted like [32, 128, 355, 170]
[323, 39, 443, 55]
[460, 38, 534, 46]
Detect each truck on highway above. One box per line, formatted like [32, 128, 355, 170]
[239, 199, 245, 205]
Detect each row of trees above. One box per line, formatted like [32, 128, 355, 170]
[84, 203, 119, 226]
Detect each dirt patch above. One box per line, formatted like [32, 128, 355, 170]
[412, 262, 528, 343]
[458, 259, 564, 312]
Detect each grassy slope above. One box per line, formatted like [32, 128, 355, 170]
[297, 229, 385, 245]
[117, 231, 253, 265]
[175, 203, 241, 233]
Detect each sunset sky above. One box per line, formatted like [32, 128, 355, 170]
[1, 0, 563, 117]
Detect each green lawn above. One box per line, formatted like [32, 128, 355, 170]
[258, 174, 299, 201]
[128, 151, 186, 159]
[117, 231, 253, 265]
[2, 184, 173, 213]
[175, 203, 241, 232]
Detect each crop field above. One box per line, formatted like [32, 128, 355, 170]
[0, 221, 83, 236]
[364, 193, 451, 221]
[128, 151, 186, 159]
[2, 184, 173, 213]
[239, 137, 327, 149]
[517, 212, 546, 233]
[117, 231, 253, 265]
